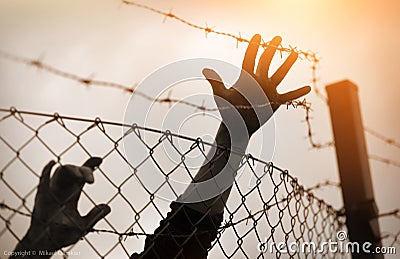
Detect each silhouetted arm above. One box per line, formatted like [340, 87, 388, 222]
[133, 34, 310, 258]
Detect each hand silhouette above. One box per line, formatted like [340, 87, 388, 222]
[25, 158, 110, 252]
[203, 34, 311, 136]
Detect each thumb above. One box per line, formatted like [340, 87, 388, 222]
[83, 204, 111, 230]
[202, 68, 225, 97]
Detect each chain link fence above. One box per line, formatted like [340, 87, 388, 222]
[0, 107, 346, 258]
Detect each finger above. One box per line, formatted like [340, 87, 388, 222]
[82, 157, 102, 170]
[271, 51, 298, 87]
[83, 204, 111, 230]
[279, 86, 311, 103]
[242, 34, 261, 74]
[202, 68, 225, 97]
[256, 36, 282, 76]
[38, 160, 56, 191]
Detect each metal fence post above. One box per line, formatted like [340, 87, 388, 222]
[326, 80, 383, 258]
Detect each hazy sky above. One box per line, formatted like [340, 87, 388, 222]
[0, 0, 399, 257]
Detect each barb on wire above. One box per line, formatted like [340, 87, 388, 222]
[369, 154, 400, 169]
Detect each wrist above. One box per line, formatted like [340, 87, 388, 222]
[12, 226, 56, 258]
[215, 123, 250, 153]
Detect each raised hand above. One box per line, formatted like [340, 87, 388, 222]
[203, 34, 311, 136]
[20, 158, 111, 253]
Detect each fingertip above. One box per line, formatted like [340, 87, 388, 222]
[49, 160, 56, 166]
[271, 36, 282, 46]
[39, 160, 56, 188]
[202, 67, 213, 76]
[44, 160, 56, 170]
[42, 160, 56, 175]
[100, 204, 111, 216]
[84, 204, 111, 229]
[202, 68, 222, 82]
[83, 157, 103, 170]
[94, 204, 111, 216]
[251, 34, 261, 43]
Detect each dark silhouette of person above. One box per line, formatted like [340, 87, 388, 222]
[11, 34, 310, 258]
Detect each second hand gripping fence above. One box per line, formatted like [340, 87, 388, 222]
[0, 108, 346, 258]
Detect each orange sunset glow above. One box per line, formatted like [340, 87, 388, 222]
[0, 0, 399, 258]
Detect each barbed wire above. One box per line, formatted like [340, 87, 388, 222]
[0, 50, 137, 94]
[0, 107, 347, 258]
[376, 209, 400, 247]
[121, 0, 344, 151]
[305, 180, 340, 192]
[0, 1, 398, 256]
[369, 154, 400, 169]
[122, 0, 400, 154]
[2, 50, 400, 168]
[0, 49, 333, 150]
[365, 127, 400, 149]
[377, 208, 400, 219]
[380, 231, 400, 247]
[1, 2, 399, 162]
[2, 1, 399, 156]
[121, 1, 319, 62]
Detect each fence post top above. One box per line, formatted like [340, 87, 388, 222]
[325, 79, 358, 92]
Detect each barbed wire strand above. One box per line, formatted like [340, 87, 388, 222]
[369, 154, 400, 169]
[305, 180, 340, 192]
[0, 49, 332, 150]
[2, 49, 400, 168]
[121, 0, 400, 157]
[379, 231, 400, 247]
[365, 127, 400, 149]
[0, 2, 399, 159]
[377, 208, 400, 219]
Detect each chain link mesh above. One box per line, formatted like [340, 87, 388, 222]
[0, 107, 347, 258]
